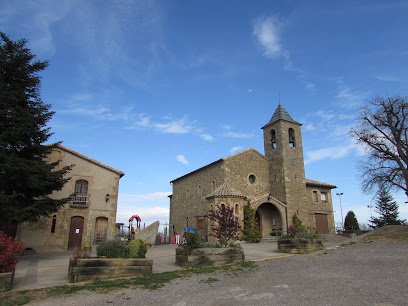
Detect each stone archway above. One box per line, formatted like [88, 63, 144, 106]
[256, 203, 282, 238]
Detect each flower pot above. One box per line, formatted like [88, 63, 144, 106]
[0, 270, 15, 292]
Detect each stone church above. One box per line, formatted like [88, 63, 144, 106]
[169, 105, 337, 240]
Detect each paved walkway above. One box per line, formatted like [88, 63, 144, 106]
[12, 234, 352, 292]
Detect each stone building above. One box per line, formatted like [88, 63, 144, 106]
[169, 105, 336, 240]
[17, 145, 124, 252]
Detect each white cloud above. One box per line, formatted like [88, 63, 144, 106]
[117, 192, 171, 226]
[154, 117, 193, 134]
[304, 145, 354, 165]
[376, 75, 403, 82]
[223, 131, 254, 139]
[200, 134, 214, 142]
[335, 81, 370, 109]
[230, 146, 243, 154]
[252, 16, 285, 58]
[177, 154, 189, 165]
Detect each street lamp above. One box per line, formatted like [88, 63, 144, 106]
[367, 204, 373, 218]
[336, 193, 344, 230]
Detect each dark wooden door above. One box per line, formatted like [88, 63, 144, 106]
[68, 216, 84, 250]
[94, 217, 108, 244]
[315, 213, 329, 234]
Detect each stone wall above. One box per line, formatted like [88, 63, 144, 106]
[175, 247, 245, 268]
[69, 258, 152, 283]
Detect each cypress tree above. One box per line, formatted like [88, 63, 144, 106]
[242, 201, 261, 243]
[344, 211, 360, 231]
[369, 189, 406, 228]
[0, 32, 72, 230]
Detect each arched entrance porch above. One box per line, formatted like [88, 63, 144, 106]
[256, 203, 282, 238]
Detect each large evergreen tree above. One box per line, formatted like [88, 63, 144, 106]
[242, 201, 261, 243]
[344, 211, 360, 231]
[0, 32, 71, 229]
[369, 189, 406, 228]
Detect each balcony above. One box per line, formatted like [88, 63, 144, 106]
[70, 194, 90, 209]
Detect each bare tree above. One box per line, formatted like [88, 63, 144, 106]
[350, 96, 408, 197]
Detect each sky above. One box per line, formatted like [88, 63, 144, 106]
[2, 0, 408, 229]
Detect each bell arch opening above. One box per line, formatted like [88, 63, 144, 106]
[256, 203, 283, 237]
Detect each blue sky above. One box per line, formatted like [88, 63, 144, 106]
[2, 0, 408, 228]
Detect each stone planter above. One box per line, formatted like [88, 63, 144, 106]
[278, 238, 324, 254]
[68, 258, 153, 283]
[176, 246, 245, 268]
[0, 270, 15, 292]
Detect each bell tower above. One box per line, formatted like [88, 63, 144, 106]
[261, 105, 307, 218]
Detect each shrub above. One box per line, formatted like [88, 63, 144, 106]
[96, 240, 129, 258]
[128, 239, 147, 258]
[280, 215, 319, 241]
[182, 231, 201, 250]
[0, 231, 24, 273]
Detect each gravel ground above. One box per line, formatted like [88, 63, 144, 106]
[29, 241, 408, 306]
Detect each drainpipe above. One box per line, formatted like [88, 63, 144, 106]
[285, 206, 289, 234]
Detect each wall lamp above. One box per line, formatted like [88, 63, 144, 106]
[105, 193, 110, 202]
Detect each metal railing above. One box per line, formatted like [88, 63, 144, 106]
[71, 194, 90, 205]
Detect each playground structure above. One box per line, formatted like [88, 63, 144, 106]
[128, 214, 141, 240]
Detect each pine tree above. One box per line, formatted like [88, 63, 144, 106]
[369, 189, 406, 228]
[0, 33, 72, 229]
[242, 202, 261, 243]
[344, 211, 360, 231]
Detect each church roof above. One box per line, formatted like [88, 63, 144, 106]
[305, 179, 337, 189]
[170, 147, 268, 183]
[262, 104, 301, 129]
[206, 182, 247, 199]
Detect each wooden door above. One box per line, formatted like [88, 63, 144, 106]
[94, 217, 108, 244]
[315, 213, 329, 234]
[68, 216, 84, 250]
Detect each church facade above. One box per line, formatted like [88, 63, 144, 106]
[169, 105, 336, 240]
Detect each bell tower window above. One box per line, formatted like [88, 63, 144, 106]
[271, 129, 276, 148]
[289, 128, 296, 147]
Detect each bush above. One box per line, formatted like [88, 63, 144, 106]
[182, 231, 201, 250]
[128, 239, 147, 258]
[280, 215, 319, 241]
[96, 240, 129, 258]
[0, 231, 24, 273]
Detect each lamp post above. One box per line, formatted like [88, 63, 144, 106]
[367, 204, 373, 218]
[336, 193, 344, 230]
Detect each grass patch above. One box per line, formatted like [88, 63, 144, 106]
[199, 277, 219, 285]
[0, 261, 256, 305]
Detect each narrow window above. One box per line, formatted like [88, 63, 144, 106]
[198, 185, 202, 196]
[74, 180, 88, 204]
[271, 129, 277, 148]
[289, 128, 296, 147]
[186, 189, 190, 199]
[211, 180, 216, 191]
[321, 192, 327, 202]
[51, 215, 57, 233]
[313, 191, 318, 202]
[221, 203, 226, 211]
[235, 204, 239, 214]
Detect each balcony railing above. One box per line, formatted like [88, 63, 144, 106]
[70, 194, 90, 208]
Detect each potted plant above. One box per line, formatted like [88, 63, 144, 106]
[0, 231, 24, 292]
[278, 215, 323, 254]
[176, 206, 245, 268]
